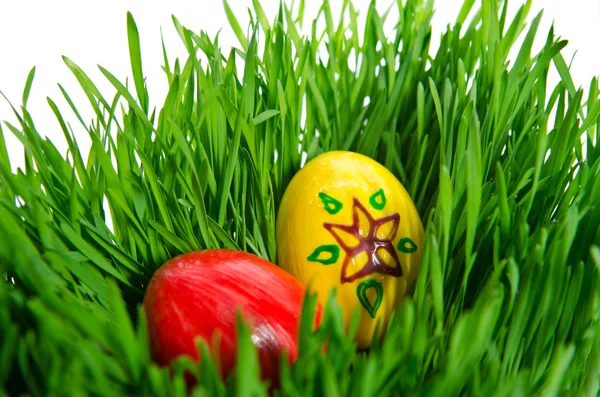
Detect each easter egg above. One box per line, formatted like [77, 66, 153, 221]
[276, 151, 424, 348]
[143, 249, 322, 381]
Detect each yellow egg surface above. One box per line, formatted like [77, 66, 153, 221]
[276, 151, 424, 348]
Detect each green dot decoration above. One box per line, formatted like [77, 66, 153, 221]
[356, 279, 384, 318]
[307, 244, 340, 265]
[369, 189, 386, 210]
[397, 237, 418, 253]
[319, 192, 343, 215]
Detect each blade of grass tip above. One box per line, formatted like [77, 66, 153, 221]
[219, 90, 258, 163]
[46, 98, 90, 190]
[578, 97, 600, 136]
[297, 291, 320, 352]
[107, 281, 141, 382]
[3, 122, 44, 177]
[552, 51, 578, 99]
[80, 221, 141, 274]
[57, 84, 91, 133]
[429, 78, 446, 165]
[438, 165, 453, 263]
[171, 15, 195, 55]
[234, 311, 264, 397]
[1, 90, 28, 132]
[148, 220, 192, 253]
[98, 66, 154, 131]
[208, 218, 241, 251]
[62, 56, 111, 118]
[494, 0, 510, 34]
[199, 148, 218, 198]
[22, 67, 36, 107]
[296, 0, 306, 25]
[252, 109, 280, 125]
[500, 11, 543, 118]
[538, 345, 575, 395]
[322, 0, 336, 72]
[127, 12, 149, 113]
[58, 223, 133, 288]
[241, 28, 258, 120]
[501, 2, 530, 59]
[223, 0, 248, 51]
[285, 4, 304, 50]
[591, 246, 600, 270]
[513, 40, 568, 121]
[0, 209, 61, 290]
[0, 124, 11, 173]
[252, 0, 270, 33]
[160, 28, 173, 84]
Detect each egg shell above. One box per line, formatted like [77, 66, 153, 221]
[143, 249, 322, 381]
[276, 151, 424, 348]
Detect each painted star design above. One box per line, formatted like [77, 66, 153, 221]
[324, 198, 403, 283]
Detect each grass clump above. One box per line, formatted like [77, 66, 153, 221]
[1, 0, 600, 395]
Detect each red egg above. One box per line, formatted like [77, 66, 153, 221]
[143, 249, 322, 381]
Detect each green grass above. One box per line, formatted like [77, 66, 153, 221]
[1, 0, 600, 395]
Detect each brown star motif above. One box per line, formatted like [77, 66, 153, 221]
[324, 198, 403, 283]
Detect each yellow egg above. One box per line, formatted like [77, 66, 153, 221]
[276, 151, 424, 348]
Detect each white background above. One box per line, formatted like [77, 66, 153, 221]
[0, 0, 599, 170]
